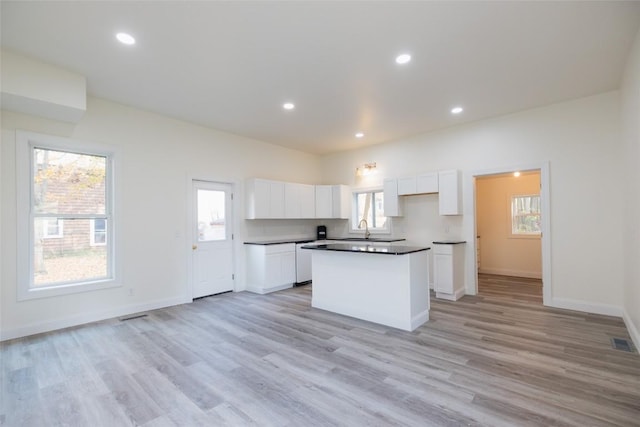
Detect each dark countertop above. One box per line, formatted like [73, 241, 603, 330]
[301, 243, 430, 255]
[432, 240, 467, 245]
[244, 237, 406, 245]
[244, 238, 316, 245]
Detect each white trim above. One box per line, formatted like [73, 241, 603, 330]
[549, 297, 623, 317]
[42, 218, 64, 238]
[350, 187, 390, 233]
[89, 218, 107, 246]
[435, 288, 466, 301]
[464, 161, 551, 305]
[245, 283, 293, 294]
[0, 296, 190, 342]
[16, 130, 123, 301]
[622, 309, 640, 351]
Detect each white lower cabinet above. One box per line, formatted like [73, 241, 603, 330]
[433, 243, 466, 301]
[246, 243, 296, 294]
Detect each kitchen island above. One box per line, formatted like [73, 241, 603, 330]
[302, 243, 430, 331]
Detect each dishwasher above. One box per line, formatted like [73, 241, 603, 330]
[295, 242, 313, 284]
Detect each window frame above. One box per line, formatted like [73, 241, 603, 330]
[16, 131, 122, 301]
[42, 218, 64, 239]
[509, 193, 541, 239]
[90, 218, 108, 247]
[350, 187, 391, 234]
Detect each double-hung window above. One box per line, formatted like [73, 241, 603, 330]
[17, 131, 120, 300]
[352, 189, 389, 233]
[511, 194, 541, 236]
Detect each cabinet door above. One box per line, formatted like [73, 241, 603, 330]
[281, 251, 297, 284]
[434, 253, 453, 293]
[299, 184, 316, 218]
[438, 170, 462, 215]
[383, 179, 403, 217]
[397, 177, 417, 195]
[265, 253, 281, 285]
[332, 185, 350, 219]
[253, 179, 270, 219]
[416, 173, 438, 194]
[284, 183, 301, 219]
[315, 185, 333, 218]
[269, 181, 285, 218]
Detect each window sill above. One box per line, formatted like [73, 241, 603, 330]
[508, 234, 541, 240]
[17, 279, 122, 301]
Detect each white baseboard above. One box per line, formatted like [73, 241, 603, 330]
[0, 296, 190, 342]
[435, 288, 466, 301]
[622, 309, 640, 351]
[549, 297, 623, 317]
[479, 268, 542, 279]
[245, 283, 293, 295]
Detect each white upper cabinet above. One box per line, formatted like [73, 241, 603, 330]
[438, 169, 462, 215]
[248, 179, 349, 219]
[397, 172, 438, 195]
[316, 185, 349, 218]
[397, 176, 417, 195]
[383, 178, 403, 217]
[299, 184, 316, 218]
[269, 181, 285, 218]
[284, 183, 315, 219]
[332, 185, 350, 219]
[246, 178, 285, 219]
[315, 185, 332, 218]
[416, 172, 438, 194]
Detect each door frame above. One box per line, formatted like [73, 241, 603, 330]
[463, 161, 551, 306]
[186, 176, 237, 301]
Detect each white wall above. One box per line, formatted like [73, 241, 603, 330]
[319, 91, 624, 315]
[621, 28, 640, 348]
[0, 49, 87, 122]
[477, 173, 542, 279]
[1, 97, 322, 340]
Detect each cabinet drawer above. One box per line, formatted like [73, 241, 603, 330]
[264, 243, 295, 254]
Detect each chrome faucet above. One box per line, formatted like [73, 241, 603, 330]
[358, 219, 371, 239]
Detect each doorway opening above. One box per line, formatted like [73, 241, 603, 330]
[189, 180, 235, 299]
[470, 163, 551, 306]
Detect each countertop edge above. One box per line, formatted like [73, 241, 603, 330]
[302, 243, 430, 255]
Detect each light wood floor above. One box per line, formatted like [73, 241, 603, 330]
[478, 273, 543, 305]
[2, 278, 639, 426]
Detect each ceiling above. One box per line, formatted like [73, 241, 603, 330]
[2, 1, 640, 155]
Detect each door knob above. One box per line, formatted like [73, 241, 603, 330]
[192, 245, 198, 250]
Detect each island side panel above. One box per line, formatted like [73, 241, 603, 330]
[408, 251, 430, 329]
[311, 250, 428, 331]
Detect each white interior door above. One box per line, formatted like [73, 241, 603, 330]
[192, 180, 234, 298]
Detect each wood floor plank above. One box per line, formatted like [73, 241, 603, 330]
[1, 274, 639, 426]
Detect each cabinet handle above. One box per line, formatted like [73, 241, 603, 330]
[192, 245, 198, 250]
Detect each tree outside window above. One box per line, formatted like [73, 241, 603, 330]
[511, 194, 541, 236]
[353, 190, 388, 231]
[32, 147, 110, 287]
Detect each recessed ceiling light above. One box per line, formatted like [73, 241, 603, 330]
[116, 32, 136, 45]
[451, 106, 464, 114]
[283, 102, 295, 110]
[395, 53, 411, 64]
[514, 171, 521, 177]
[355, 132, 364, 138]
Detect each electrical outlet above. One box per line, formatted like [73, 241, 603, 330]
[128, 288, 134, 296]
